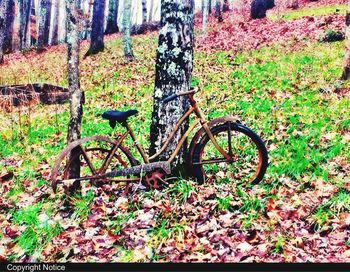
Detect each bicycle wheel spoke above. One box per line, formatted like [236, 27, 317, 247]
[80, 147, 98, 175]
[228, 122, 233, 157]
[193, 158, 228, 165]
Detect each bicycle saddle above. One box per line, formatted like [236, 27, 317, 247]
[102, 109, 138, 128]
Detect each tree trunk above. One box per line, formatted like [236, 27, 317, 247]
[222, 0, 229, 12]
[37, 0, 51, 50]
[50, 0, 59, 45]
[215, 0, 223, 22]
[66, 0, 83, 192]
[3, 0, 15, 54]
[0, 0, 6, 63]
[105, 0, 119, 34]
[202, 0, 209, 37]
[141, 0, 147, 24]
[148, 0, 153, 21]
[342, 1, 350, 80]
[209, 0, 212, 13]
[85, 0, 105, 56]
[149, 0, 194, 171]
[19, 0, 32, 50]
[122, 0, 134, 61]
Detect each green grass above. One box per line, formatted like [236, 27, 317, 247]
[268, 4, 346, 21]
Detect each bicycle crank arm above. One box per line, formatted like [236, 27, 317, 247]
[104, 161, 171, 178]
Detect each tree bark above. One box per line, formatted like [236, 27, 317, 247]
[66, 0, 83, 192]
[342, 1, 350, 80]
[50, 0, 59, 45]
[37, 0, 51, 50]
[19, 0, 32, 50]
[202, 0, 209, 37]
[209, 0, 212, 13]
[149, 0, 194, 171]
[215, 0, 223, 22]
[105, 0, 119, 34]
[141, 0, 147, 24]
[85, 0, 105, 56]
[3, 0, 15, 54]
[122, 0, 135, 61]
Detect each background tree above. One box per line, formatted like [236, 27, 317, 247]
[215, 0, 223, 22]
[251, 0, 267, 19]
[142, 0, 147, 24]
[149, 0, 194, 170]
[50, 0, 60, 45]
[86, 0, 105, 56]
[3, 0, 15, 54]
[202, 0, 209, 37]
[0, 0, 6, 63]
[223, 0, 230, 12]
[341, 1, 350, 80]
[37, 0, 51, 50]
[105, 0, 119, 34]
[122, 0, 135, 61]
[66, 0, 84, 191]
[148, 0, 154, 21]
[18, 0, 32, 50]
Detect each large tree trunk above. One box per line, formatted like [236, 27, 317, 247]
[202, 0, 209, 37]
[85, 0, 105, 56]
[105, 0, 119, 34]
[342, 1, 350, 80]
[149, 0, 194, 171]
[215, 0, 223, 22]
[141, 0, 147, 24]
[19, 0, 32, 50]
[3, 0, 15, 54]
[37, 0, 51, 50]
[122, 0, 134, 62]
[50, 0, 59, 45]
[66, 0, 83, 192]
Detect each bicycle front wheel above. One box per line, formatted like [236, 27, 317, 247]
[191, 122, 268, 185]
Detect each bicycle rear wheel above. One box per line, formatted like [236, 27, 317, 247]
[191, 122, 268, 185]
[51, 136, 138, 192]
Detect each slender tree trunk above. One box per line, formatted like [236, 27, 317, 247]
[222, 0, 229, 12]
[148, 0, 153, 21]
[0, 0, 6, 63]
[29, 0, 37, 46]
[85, 0, 105, 55]
[81, 0, 93, 40]
[50, 0, 59, 45]
[37, 0, 51, 50]
[342, 1, 350, 80]
[141, 0, 147, 24]
[122, 0, 134, 61]
[215, 0, 223, 22]
[202, 0, 209, 37]
[149, 0, 194, 171]
[3, 0, 15, 54]
[105, 0, 119, 34]
[19, 0, 32, 50]
[208, 0, 212, 13]
[66, 0, 83, 192]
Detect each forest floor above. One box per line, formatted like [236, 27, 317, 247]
[1, 1, 350, 262]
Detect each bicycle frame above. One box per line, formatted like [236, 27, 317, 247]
[115, 94, 231, 166]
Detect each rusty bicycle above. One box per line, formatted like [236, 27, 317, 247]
[50, 87, 268, 192]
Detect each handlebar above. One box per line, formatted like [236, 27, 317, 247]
[161, 87, 199, 104]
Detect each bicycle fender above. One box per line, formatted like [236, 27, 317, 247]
[188, 115, 240, 164]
